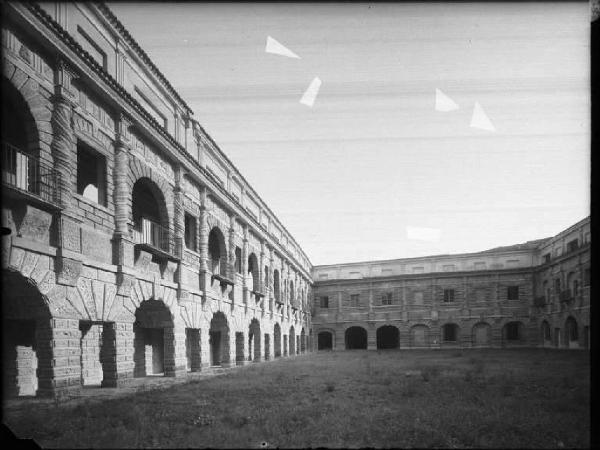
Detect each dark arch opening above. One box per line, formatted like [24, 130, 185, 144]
[300, 328, 306, 352]
[2, 271, 52, 397]
[248, 253, 259, 291]
[208, 227, 227, 275]
[289, 326, 296, 355]
[376, 325, 399, 349]
[541, 320, 551, 346]
[318, 331, 333, 350]
[274, 323, 282, 357]
[273, 269, 281, 302]
[345, 326, 367, 350]
[248, 319, 261, 362]
[502, 321, 523, 344]
[442, 323, 459, 342]
[565, 317, 578, 343]
[133, 299, 174, 377]
[209, 311, 230, 366]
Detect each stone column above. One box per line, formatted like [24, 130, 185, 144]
[173, 166, 185, 258]
[200, 327, 211, 370]
[51, 60, 76, 211]
[43, 318, 82, 397]
[198, 189, 210, 292]
[102, 321, 135, 387]
[242, 225, 249, 302]
[259, 241, 265, 294]
[228, 215, 236, 280]
[164, 319, 187, 377]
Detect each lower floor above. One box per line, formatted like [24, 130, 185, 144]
[313, 310, 590, 351]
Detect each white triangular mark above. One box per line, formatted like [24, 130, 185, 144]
[435, 88, 459, 112]
[300, 77, 321, 107]
[470, 102, 496, 132]
[265, 36, 301, 59]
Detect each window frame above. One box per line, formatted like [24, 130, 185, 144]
[507, 286, 519, 301]
[443, 288, 455, 303]
[76, 140, 107, 207]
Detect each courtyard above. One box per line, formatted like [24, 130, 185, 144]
[3, 349, 590, 448]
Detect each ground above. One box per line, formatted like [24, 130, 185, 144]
[2, 349, 590, 448]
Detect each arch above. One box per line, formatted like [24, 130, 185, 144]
[300, 327, 306, 353]
[565, 316, 579, 348]
[566, 272, 579, 298]
[273, 269, 281, 302]
[442, 323, 460, 344]
[376, 325, 399, 349]
[248, 253, 259, 291]
[289, 325, 296, 355]
[274, 323, 282, 357]
[317, 331, 333, 350]
[209, 311, 230, 366]
[2, 270, 53, 397]
[133, 299, 174, 377]
[248, 318, 261, 362]
[502, 321, 524, 346]
[410, 324, 430, 348]
[472, 322, 492, 347]
[541, 320, 552, 347]
[208, 226, 228, 275]
[345, 326, 367, 350]
[131, 177, 171, 252]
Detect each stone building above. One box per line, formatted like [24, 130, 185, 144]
[311, 217, 590, 352]
[1, 2, 590, 400]
[1, 2, 312, 398]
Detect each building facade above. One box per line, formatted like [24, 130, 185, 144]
[311, 217, 590, 352]
[1, 2, 312, 398]
[0, 2, 590, 400]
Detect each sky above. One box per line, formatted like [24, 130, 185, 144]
[108, 2, 590, 266]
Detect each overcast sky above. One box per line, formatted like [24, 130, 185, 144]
[109, 2, 590, 266]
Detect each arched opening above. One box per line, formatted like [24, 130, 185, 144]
[376, 325, 399, 349]
[247, 253, 259, 292]
[209, 312, 230, 366]
[345, 326, 367, 350]
[442, 323, 459, 344]
[300, 328, 306, 353]
[410, 325, 429, 348]
[274, 323, 282, 357]
[318, 331, 333, 350]
[502, 321, 524, 346]
[131, 178, 170, 252]
[133, 300, 174, 377]
[185, 328, 201, 372]
[565, 317, 579, 348]
[235, 332, 244, 365]
[273, 270, 281, 302]
[2, 271, 52, 397]
[248, 319, 261, 362]
[567, 272, 578, 299]
[296, 335, 300, 355]
[289, 326, 296, 355]
[541, 321, 552, 347]
[264, 333, 270, 360]
[208, 227, 228, 275]
[472, 322, 491, 347]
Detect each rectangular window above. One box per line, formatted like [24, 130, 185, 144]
[413, 291, 423, 305]
[76, 142, 106, 206]
[506, 322, 520, 340]
[234, 247, 242, 274]
[443, 289, 455, 302]
[507, 286, 519, 300]
[381, 292, 392, 305]
[320, 296, 329, 308]
[543, 253, 551, 264]
[567, 239, 579, 253]
[184, 213, 197, 251]
[350, 294, 360, 307]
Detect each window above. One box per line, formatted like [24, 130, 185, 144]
[184, 213, 197, 251]
[543, 253, 551, 264]
[320, 296, 329, 308]
[583, 268, 590, 286]
[413, 291, 423, 305]
[443, 289, 455, 302]
[505, 322, 520, 341]
[381, 292, 392, 305]
[350, 294, 360, 307]
[554, 278, 561, 292]
[234, 247, 242, 274]
[507, 286, 519, 300]
[443, 324, 458, 342]
[567, 239, 579, 253]
[77, 142, 106, 206]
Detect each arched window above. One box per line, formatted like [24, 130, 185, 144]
[248, 253, 259, 291]
[208, 227, 227, 275]
[273, 270, 281, 302]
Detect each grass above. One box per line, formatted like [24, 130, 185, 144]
[3, 349, 590, 448]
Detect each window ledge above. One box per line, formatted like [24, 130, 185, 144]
[73, 192, 112, 214]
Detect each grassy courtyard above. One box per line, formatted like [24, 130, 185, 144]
[3, 349, 590, 448]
